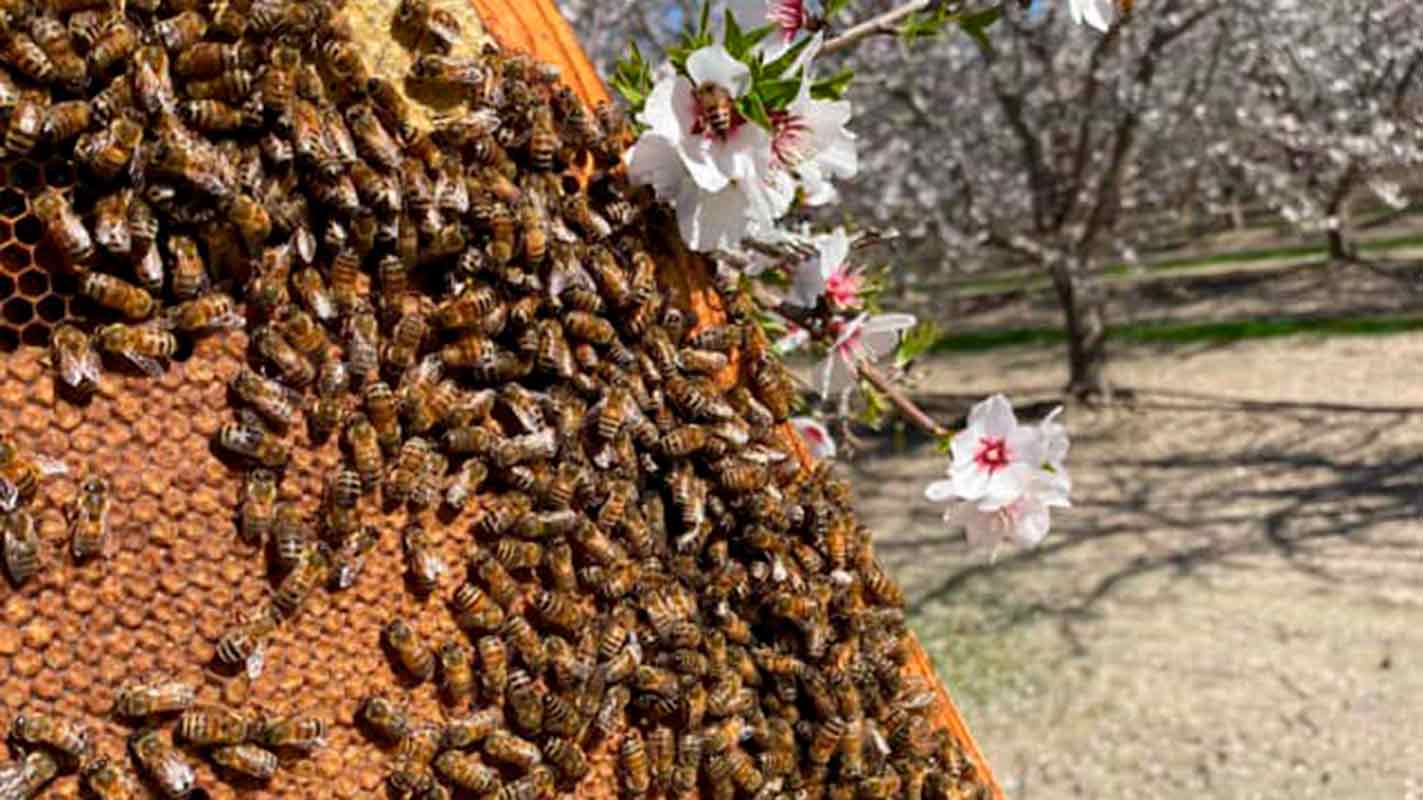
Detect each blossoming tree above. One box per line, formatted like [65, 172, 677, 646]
[1213, 0, 1423, 262]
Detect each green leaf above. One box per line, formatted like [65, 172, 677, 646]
[762, 35, 816, 80]
[823, 0, 852, 19]
[895, 322, 942, 369]
[757, 77, 801, 110]
[934, 432, 955, 455]
[959, 6, 1003, 55]
[697, 0, 712, 39]
[859, 382, 889, 430]
[610, 41, 654, 114]
[810, 68, 854, 101]
[740, 92, 773, 130]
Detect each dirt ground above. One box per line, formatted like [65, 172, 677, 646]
[846, 333, 1423, 799]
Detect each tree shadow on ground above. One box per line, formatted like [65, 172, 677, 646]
[850, 388, 1423, 645]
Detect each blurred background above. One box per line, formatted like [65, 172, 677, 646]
[560, 1, 1423, 797]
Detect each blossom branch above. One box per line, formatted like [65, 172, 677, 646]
[821, 0, 997, 56]
[856, 360, 951, 439]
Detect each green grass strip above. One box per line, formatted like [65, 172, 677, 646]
[930, 314, 1423, 353]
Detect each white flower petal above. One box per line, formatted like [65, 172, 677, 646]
[676, 181, 754, 252]
[971, 394, 1018, 438]
[786, 259, 829, 307]
[686, 44, 752, 98]
[924, 479, 957, 502]
[626, 134, 688, 199]
[791, 417, 837, 460]
[819, 351, 857, 397]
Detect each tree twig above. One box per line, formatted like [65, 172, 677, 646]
[822, 1, 935, 56]
[857, 360, 951, 439]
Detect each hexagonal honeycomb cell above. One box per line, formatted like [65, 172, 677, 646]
[0, 1, 996, 798]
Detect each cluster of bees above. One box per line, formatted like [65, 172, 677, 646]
[0, 0, 991, 797]
[1, 679, 325, 798]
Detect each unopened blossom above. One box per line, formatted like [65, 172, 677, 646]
[790, 416, 837, 459]
[1067, 0, 1115, 31]
[818, 312, 916, 397]
[726, 0, 809, 59]
[787, 227, 861, 308]
[625, 46, 791, 251]
[924, 395, 1072, 551]
[771, 37, 858, 206]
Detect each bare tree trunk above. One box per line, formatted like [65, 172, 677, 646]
[1047, 256, 1111, 400]
[1325, 166, 1358, 263]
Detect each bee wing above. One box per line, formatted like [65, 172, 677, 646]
[245, 644, 265, 680]
[80, 352, 103, 387]
[124, 353, 166, 379]
[209, 311, 246, 331]
[0, 480, 17, 512]
[57, 353, 90, 389]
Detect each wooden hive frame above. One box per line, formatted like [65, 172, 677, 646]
[469, 2, 1006, 797]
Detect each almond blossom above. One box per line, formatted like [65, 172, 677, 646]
[1067, 0, 1115, 31]
[786, 227, 862, 308]
[790, 416, 837, 459]
[625, 46, 792, 251]
[770, 37, 858, 206]
[818, 312, 916, 397]
[925, 395, 1071, 550]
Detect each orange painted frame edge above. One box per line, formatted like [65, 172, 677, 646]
[468, 2, 1006, 796]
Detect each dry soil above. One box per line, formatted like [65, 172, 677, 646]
[849, 333, 1423, 799]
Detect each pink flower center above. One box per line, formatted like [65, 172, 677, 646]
[770, 110, 810, 168]
[974, 436, 1011, 473]
[824, 269, 862, 309]
[769, 0, 808, 41]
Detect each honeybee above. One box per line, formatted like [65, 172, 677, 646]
[230, 367, 296, 429]
[275, 306, 327, 359]
[269, 502, 310, 573]
[319, 37, 369, 88]
[152, 10, 206, 52]
[214, 606, 278, 677]
[157, 234, 205, 301]
[384, 617, 435, 682]
[112, 674, 196, 720]
[402, 522, 445, 595]
[95, 323, 176, 378]
[3, 31, 53, 86]
[433, 640, 475, 708]
[482, 730, 540, 771]
[358, 695, 410, 743]
[433, 750, 499, 794]
[0, 749, 59, 798]
[252, 325, 314, 387]
[540, 685, 582, 735]
[49, 323, 101, 396]
[327, 524, 377, 590]
[344, 306, 380, 386]
[253, 715, 327, 752]
[42, 98, 91, 146]
[476, 635, 507, 698]
[76, 116, 143, 180]
[211, 744, 278, 781]
[448, 582, 504, 634]
[617, 728, 651, 795]
[64, 472, 110, 562]
[526, 106, 560, 172]
[88, 17, 139, 76]
[132, 45, 176, 115]
[343, 413, 383, 491]
[384, 308, 428, 373]
[33, 188, 93, 267]
[216, 421, 290, 469]
[128, 729, 195, 799]
[505, 668, 543, 735]
[176, 704, 249, 747]
[591, 685, 629, 740]
[81, 757, 144, 800]
[272, 543, 327, 618]
[175, 41, 247, 79]
[385, 435, 432, 505]
[10, 713, 90, 768]
[541, 737, 588, 785]
[440, 707, 503, 751]
[361, 381, 402, 454]
[412, 53, 483, 87]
